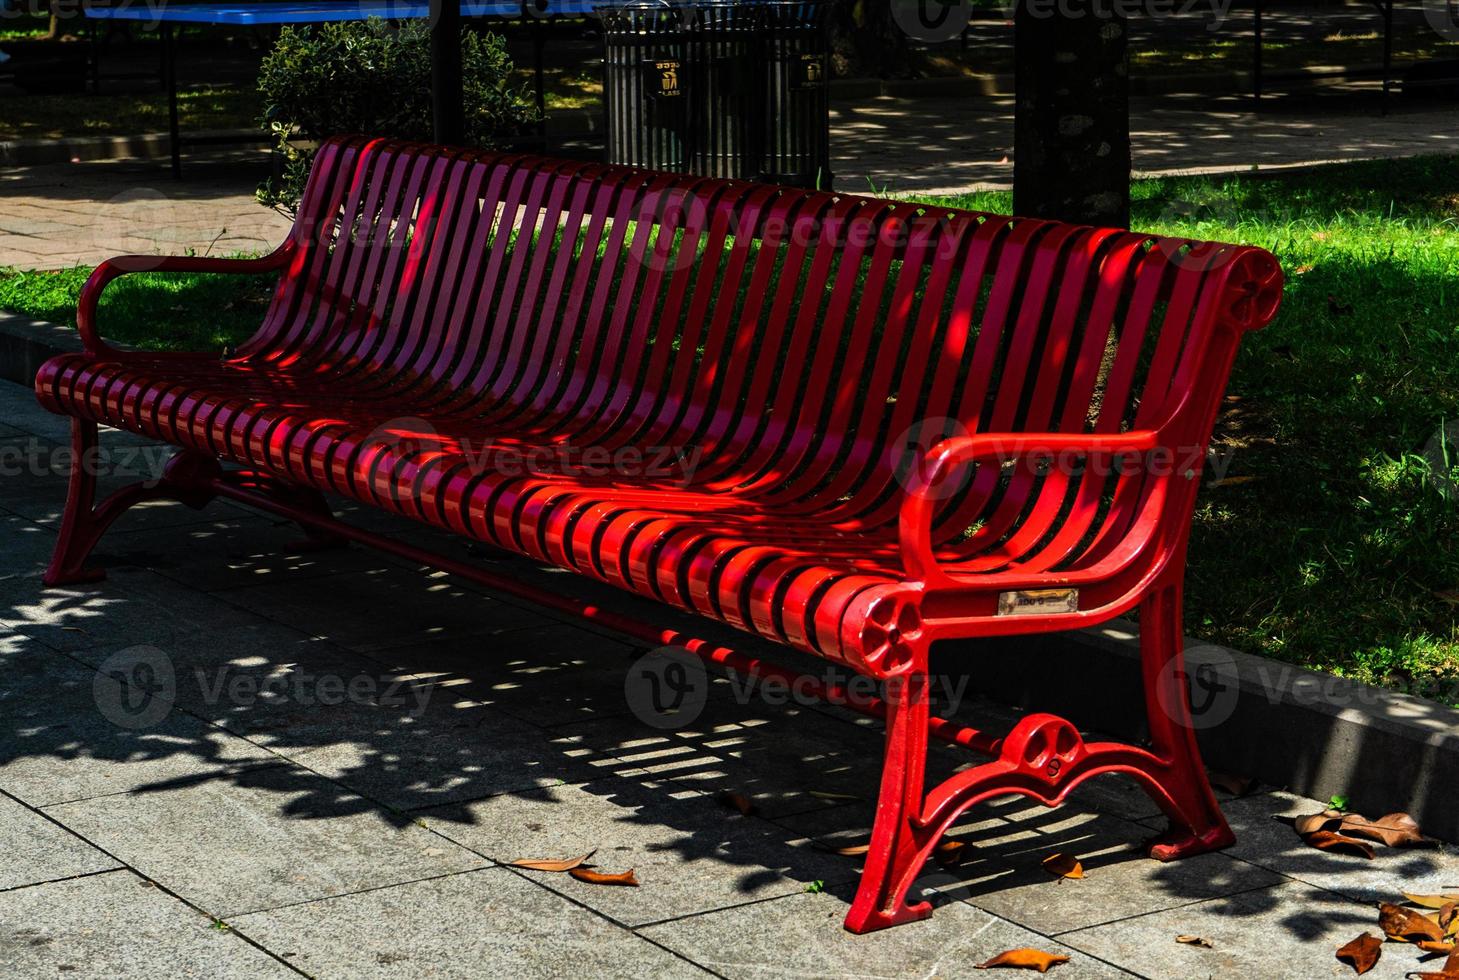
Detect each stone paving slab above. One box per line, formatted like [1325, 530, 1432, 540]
[43, 763, 490, 918]
[0, 154, 292, 273]
[962, 808, 1286, 935]
[585, 698, 895, 822]
[420, 778, 856, 928]
[640, 883, 1137, 979]
[1190, 789, 1459, 905]
[231, 867, 713, 979]
[370, 622, 643, 729]
[0, 566, 271, 654]
[123, 516, 413, 595]
[233, 695, 624, 813]
[0, 511, 56, 582]
[211, 566, 551, 654]
[1060, 880, 1425, 980]
[0, 870, 302, 979]
[0, 636, 276, 808]
[0, 792, 119, 892]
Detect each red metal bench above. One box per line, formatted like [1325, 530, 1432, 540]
[35, 136, 1283, 933]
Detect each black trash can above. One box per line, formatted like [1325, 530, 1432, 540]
[760, 0, 831, 188]
[684, 0, 763, 179]
[602, 1, 689, 172]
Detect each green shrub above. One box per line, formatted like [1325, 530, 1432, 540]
[255, 18, 538, 214]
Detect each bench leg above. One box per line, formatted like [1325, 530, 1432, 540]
[844, 581, 1232, 933]
[45, 420, 221, 587]
[1139, 582, 1234, 861]
[844, 672, 936, 933]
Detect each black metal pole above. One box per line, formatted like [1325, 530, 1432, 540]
[165, 24, 181, 179]
[431, 0, 463, 145]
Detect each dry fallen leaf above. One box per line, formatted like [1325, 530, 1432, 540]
[1417, 941, 1457, 954]
[1339, 813, 1426, 848]
[1379, 902, 1446, 944]
[509, 851, 595, 872]
[974, 948, 1071, 972]
[568, 867, 639, 887]
[934, 839, 971, 867]
[1175, 935, 1213, 948]
[833, 843, 871, 857]
[1404, 893, 1459, 910]
[1335, 932, 1382, 975]
[1413, 951, 1459, 980]
[1293, 809, 1344, 836]
[1440, 902, 1459, 936]
[1303, 830, 1376, 860]
[1041, 852, 1084, 880]
[717, 791, 756, 816]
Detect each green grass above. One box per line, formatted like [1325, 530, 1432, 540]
[930, 157, 1459, 704]
[2, 155, 1457, 703]
[0, 264, 276, 352]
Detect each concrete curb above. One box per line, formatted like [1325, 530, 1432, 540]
[2, 308, 1454, 839]
[0, 312, 86, 388]
[973, 624, 1459, 840]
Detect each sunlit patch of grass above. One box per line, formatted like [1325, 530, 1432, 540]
[0, 264, 276, 352]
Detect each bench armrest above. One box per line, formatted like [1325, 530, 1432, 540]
[77, 245, 296, 358]
[898, 430, 1163, 586]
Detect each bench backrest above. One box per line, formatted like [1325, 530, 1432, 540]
[247, 137, 1281, 553]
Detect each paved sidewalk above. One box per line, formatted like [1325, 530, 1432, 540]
[3, 86, 1458, 270]
[0, 152, 291, 273]
[1, 377, 1456, 979]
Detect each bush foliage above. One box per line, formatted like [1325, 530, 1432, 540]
[256, 19, 538, 214]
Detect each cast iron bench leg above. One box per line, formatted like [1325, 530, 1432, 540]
[844, 583, 1233, 934]
[44, 421, 345, 586]
[45, 419, 218, 586]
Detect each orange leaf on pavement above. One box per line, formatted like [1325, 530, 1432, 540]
[1379, 902, 1446, 944]
[974, 948, 1071, 972]
[509, 851, 596, 872]
[568, 867, 639, 887]
[1303, 830, 1375, 860]
[1339, 812, 1426, 848]
[1041, 852, 1084, 880]
[1335, 932, 1381, 975]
